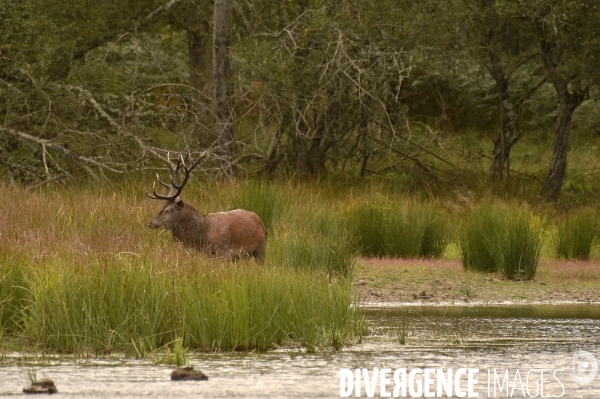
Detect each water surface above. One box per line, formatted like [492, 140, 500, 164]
[1, 304, 599, 398]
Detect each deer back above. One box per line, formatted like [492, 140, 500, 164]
[204, 209, 266, 259]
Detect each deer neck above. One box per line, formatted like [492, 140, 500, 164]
[171, 204, 208, 249]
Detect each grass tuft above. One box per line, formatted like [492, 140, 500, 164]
[15, 259, 358, 354]
[459, 205, 502, 273]
[233, 181, 288, 234]
[555, 208, 598, 260]
[351, 200, 448, 258]
[269, 207, 356, 278]
[459, 204, 541, 280]
[352, 204, 387, 257]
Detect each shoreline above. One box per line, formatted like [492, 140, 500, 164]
[354, 257, 600, 305]
[360, 300, 600, 308]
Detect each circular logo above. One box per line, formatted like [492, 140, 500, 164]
[572, 350, 598, 385]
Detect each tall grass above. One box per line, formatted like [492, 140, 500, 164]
[233, 181, 288, 233]
[458, 205, 500, 273]
[15, 259, 356, 354]
[350, 200, 448, 258]
[0, 183, 359, 354]
[5, 177, 594, 353]
[555, 208, 598, 260]
[269, 207, 355, 277]
[459, 204, 541, 280]
[0, 254, 28, 332]
[352, 205, 386, 257]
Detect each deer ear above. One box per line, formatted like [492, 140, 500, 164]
[174, 198, 184, 208]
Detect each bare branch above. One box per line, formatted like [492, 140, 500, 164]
[60, 84, 168, 161]
[72, 0, 186, 60]
[0, 126, 123, 174]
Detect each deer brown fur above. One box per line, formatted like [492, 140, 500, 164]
[146, 153, 267, 263]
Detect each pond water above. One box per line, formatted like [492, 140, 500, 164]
[1, 304, 599, 398]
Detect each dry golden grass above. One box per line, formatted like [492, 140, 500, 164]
[0, 182, 359, 354]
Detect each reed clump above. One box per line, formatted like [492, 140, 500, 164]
[459, 204, 541, 280]
[555, 208, 598, 260]
[270, 207, 356, 278]
[14, 258, 356, 354]
[233, 181, 289, 234]
[0, 183, 359, 354]
[350, 200, 448, 258]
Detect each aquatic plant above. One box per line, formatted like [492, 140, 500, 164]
[0, 256, 28, 332]
[397, 319, 407, 345]
[15, 259, 358, 354]
[173, 338, 188, 367]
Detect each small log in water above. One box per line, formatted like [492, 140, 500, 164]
[23, 378, 58, 394]
[170, 366, 208, 381]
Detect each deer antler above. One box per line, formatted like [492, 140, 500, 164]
[146, 152, 201, 201]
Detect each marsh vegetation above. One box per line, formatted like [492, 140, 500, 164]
[0, 182, 361, 355]
[2, 178, 600, 357]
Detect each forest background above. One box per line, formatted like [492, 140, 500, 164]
[1, 0, 600, 204]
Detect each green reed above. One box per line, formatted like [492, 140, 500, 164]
[351, 200, 448, 258]
[459, 204, 541, 280]
[555, 208, 598, 260]
[8, 258, 357, 354]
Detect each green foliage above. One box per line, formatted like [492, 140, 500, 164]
[459, 204, 541, 280]
[0, 255, 28, 332]
[174, 338, 187, 366]
[1, 0, 599, 206]
[15, 259, 357, 354]
[351, 200, 448, 259]
[233, 181, 288, 234]
[491, 214, 542, 281]
[459, 205, 501, 273]
[555, 208, 598, 260]
[351, 204, 387, 257]
[0, 182, 362, 354]
[269, 208, 355, 278]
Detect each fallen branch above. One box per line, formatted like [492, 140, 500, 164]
[0, 126, 123, 174]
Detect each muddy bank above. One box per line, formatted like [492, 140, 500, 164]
[354, 258, 600, 305]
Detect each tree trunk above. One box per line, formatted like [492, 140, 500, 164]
[187, 1, 212, 148]
[293, 99, 309, 175]
[306, 125, 329, 175]
[213, 0, 235, 175]
[490, 100, 521, 180]
[537, 37, 588, 201]
[539, 98, 578, 201]
[289, 0, 310, 176]
[359, 116, 369, 178]
[486, 52, 522, 180]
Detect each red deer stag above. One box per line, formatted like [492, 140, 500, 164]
[146, 153, 266, 263]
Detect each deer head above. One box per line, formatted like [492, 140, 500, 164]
[146, 152, 200, 230]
